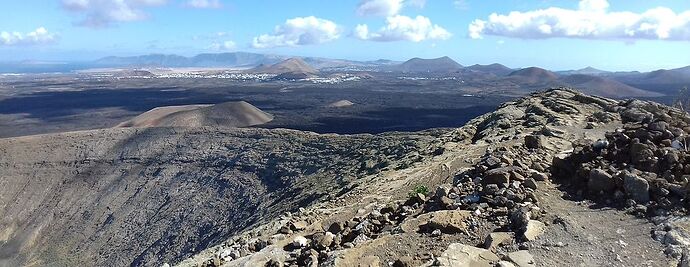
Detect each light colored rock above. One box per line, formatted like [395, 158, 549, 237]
[588, 169, 615, 193]
[290, 221, 308, 231]
[292, 236, 309, 247]
[624, 172, 650, 203]
[421, 210, 472, 234]
[523, 220, 545, 241]
[484, 232, 514, 251]
[436, 243, 499, 267]
[360, 256, 381, 267]
[507, 250, 535, 267]
[317, 232, 335, 248]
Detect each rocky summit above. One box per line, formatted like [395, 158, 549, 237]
[2, 88, 690, 267]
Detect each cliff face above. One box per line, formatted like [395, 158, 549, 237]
[0, 127, 443, 266]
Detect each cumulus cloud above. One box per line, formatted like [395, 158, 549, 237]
[209, 40, 236, 50]
[356, 0, 403, 17]
[468, 0, 690, 41]
[61, 0, 167, 28]
[252, 16, 340, 48]
[186, 0, 222, 9]
[355, 15, 451, 42]
[0, 27, 57, 46]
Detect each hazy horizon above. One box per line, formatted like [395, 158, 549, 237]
[1, 0, 690, 72]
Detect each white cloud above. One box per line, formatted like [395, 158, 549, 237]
[469, 0, 690, 41]
[252, 16, 340, 48]
[407, 0, 426, 8]
[0, 27, 57, 46]
[453, 0, 468, 10]
[355, 15, 451, 42]
[186, 0, 222, 9]
[61, 0, 167, 28]
[209, 40, 236, 51]
[356, 0, 403, 17]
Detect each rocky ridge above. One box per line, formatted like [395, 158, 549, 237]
[179, 88, 685, 267]
[2, 88, 687, 267]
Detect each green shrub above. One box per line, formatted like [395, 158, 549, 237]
[408, 185, 429, 197]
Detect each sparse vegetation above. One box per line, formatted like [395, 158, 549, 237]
[408, 185, 429, 197]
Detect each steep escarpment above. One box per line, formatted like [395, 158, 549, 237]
[0, 127, 444, 267]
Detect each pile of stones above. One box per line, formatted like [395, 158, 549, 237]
[552, 101, 690, 217]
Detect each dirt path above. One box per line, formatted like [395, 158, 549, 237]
[531, 180, 674, 267]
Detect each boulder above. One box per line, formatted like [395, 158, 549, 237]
[523, 220, 546, 241]
[484, 168, 512, 184]
[435, 243, 500, 267]
[327, 222, 345, 234]
[587, 169, 616, 193]
[507, 250, 536, 267]
[624, 172, 650, 203]
[290, 221, 308, 231]
[315, 232, 335, 249]
[421, 210, 472, 234]
[292, 236, 309, 248]
[434, 184, 453, 199]
[524, 178, 538, 190]
[649, 121, 668, 132]
[531, 171, 548, 181]
[524, 135, 544, 149]
[484, 232, 514, 251]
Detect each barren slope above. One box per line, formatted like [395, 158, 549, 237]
[116, 101, 273, 128]
[0, 127, 444, 267]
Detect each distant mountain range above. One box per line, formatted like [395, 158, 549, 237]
[93, 52, 392, 70]
[556, 67, 610, 76]
[2, 52, 689, 98]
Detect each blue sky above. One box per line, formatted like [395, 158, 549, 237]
[1, 0, 689, 71]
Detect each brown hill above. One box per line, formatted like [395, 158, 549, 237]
[249, 58, 318, 75]
[560, 74, 663, 98]
[644, 69, 690, 84]
[116, 101, 273, 128]
[395, 56, 463, 73]
[465, 63, 513, 76]
[508, 67, 559, 84]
